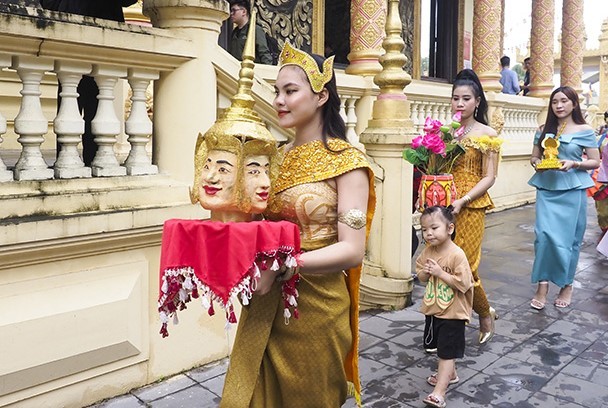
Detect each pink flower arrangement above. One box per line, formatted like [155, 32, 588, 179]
[403, 112, 465, 175]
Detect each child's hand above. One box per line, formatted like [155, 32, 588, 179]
[425, 259, 444, 277]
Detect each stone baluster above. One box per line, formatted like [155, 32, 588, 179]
[431, 103, 439, 124]
[417, 102, 428, 132]
[124, 69, 159, 175]
[11, 56, 54, 181]
[438, 105, 447, 124]
[410, 102, 419, 131]
[345, 97, 362, 148]
[0, 55, 12, 182]
[53, 61, 92, 179]
[339, 96, 347, 124]
[90, 65, 127, 177]
[517, 111, 524, 139]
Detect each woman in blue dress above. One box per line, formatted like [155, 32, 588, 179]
[529, 86, 600, 309]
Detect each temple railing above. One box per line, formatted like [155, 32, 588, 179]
[0, 8, 192, 186]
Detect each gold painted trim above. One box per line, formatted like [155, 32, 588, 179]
[312, 0, 325, 55]
[412, 0, 421, 79]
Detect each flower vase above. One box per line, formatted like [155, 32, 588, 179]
[418, 174, 457, 212]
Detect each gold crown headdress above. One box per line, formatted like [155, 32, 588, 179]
[278, 42, 334, 93]
[191, 8, 278, 206]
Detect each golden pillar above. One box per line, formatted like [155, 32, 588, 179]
[472, 0, 503, 92]
[345, 0, 386, 76]
[359, 0, 416, 309]
[560, 0, 585, 95]
[599, 19, 608, 112]
[529, 0, 555, 98]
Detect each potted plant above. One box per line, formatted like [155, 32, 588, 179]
[403, 112, 466, 212]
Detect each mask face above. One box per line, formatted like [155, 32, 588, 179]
[198, 149, 239, 211]
[243, 154, 271, 214]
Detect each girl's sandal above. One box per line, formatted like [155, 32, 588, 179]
[426, 372, 460, 386]
[423, 393, 447, 408]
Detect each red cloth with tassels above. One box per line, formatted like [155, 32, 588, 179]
[158, 219, 301, 337]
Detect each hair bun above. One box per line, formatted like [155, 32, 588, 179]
[455, 69, 479, 82]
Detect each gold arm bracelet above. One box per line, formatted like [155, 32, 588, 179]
[337, 209, 366, 230]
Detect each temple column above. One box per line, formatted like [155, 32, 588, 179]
[472, 0, 503, 92]
[529, 0, 555, 98]
[560, 0, 585, 96]
[359, 0, 415, 309]
[345, 0, 386, 77]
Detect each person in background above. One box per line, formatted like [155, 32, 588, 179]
[499, 55, 520, 95]
[228, 0, 273, 65]
[594, 111, 608, 241]
[39, 0, 137, 166]
[522, 57, 531, 96]
[529, 86, 600, 310]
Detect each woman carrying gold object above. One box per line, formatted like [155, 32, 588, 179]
[449, 69, 503, 345]
[529, 86, 600, 310]
[220, 42, 375, 407]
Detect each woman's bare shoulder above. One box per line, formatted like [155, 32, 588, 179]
[478, 123, 498, 137]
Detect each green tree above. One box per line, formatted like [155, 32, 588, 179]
[512, 64, 524, 81]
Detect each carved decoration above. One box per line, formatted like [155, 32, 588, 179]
[472, 0, 502, 91]
[529, 0, 555, 98]
[491, 107, 505, 136]
[560, 0, 584, 92]
[255, 0, 313, 52]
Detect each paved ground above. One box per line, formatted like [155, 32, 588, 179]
[90, 201, 608, 408]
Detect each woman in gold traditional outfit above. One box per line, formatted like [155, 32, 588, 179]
[449, 69, 502, 345]
[220, 43, 375, 408]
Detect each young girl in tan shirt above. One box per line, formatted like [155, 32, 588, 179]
[416, 206, 474, 408]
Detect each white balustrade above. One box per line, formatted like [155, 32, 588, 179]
[409, 100, 451, 134]
[124, 68, 159, 176]
[410, 102, 420, 131]
[339, 96, 347, 125]
[11, 56, 54, 181]
[339, 93, 363, 149]
[345, 97, 362, 149]
[53, 61, 92, 179]
[0, 55, 12, 182]
[90, 65, 127, 177]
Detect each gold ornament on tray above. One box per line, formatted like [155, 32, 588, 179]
[536, 137, 561, 169]
[536, 122, 566, 170]
[190, 9, 279, 222]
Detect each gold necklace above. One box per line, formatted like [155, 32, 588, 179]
[555, 122, 567, 140]
[458, 124, 474, 140]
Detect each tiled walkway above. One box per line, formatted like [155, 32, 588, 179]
[90, 201, 608, 407]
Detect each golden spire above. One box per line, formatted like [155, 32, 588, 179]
[373, 0, 411, 99]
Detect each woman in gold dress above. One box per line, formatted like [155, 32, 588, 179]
[449, 69, 502, 345]
[220, 43, 375, 407]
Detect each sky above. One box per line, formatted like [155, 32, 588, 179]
[503, 0, 608, 60]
